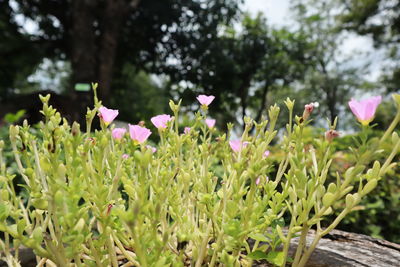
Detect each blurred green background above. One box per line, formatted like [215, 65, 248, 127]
[0, 0, 399, 242]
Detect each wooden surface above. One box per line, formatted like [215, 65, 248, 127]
[1, 229, 400, 266]
[289, 229, 400, 267]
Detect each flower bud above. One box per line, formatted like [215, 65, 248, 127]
[284, 98, 295, 111]
[9, 125, 19, 142]
[71, 122, 80, 137]
[302, 103, 314, 121]
[325, 129, 339, 142]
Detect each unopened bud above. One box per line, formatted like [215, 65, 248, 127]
[9, 125, 19, 141]
[325, 129, 339, 142]
[302, 103, 314, 121]
[71, 122, 80, 137]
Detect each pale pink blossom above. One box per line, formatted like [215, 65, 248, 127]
[263, 150, 270, 158]
[146, 145, 157, 153]
[122, 154, 129, 159]
[184, 127, 191, 134]
[205, 119, 216, 129]
[98, 106, 119, 125]
[197, 95, 215, 106]
[151, 114, 173, 129]
[129, 124, 151, 144]
[348, 96, 382, 125]
[229, 140, 249, 152]
[112, 128, 126, 140]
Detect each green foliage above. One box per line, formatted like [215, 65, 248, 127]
[338, 0, 400, 93]
[0, 93, 398, 266]
[324, 129, 400, 243]
[110, 64, 169, 123]
[4, 110, 26, 124]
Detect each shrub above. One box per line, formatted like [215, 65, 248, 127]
[0, 87, 399, 266]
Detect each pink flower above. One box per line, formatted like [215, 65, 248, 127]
[205, 119, 216, 129]
[98, 106, 119, 125]
[151, 114, 173, 129]
[129, 124, 152, 144]
[122, 154, 129, 159]
[146, 145, 157, 153]
[348, 96, 382, 125]
[197, 95, 215, 106]
[229, 140, 249, 152]
[184, 127, 191, 134]
[263, 150, 270, 158]
[112, 128, 126, 140]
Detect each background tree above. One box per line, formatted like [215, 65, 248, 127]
[162, 13, 312, 129]
[338, 0, 400, 93]
[291, 0, 372, 125]
[0, 0, 241, 122]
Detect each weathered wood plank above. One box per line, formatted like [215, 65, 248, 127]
[2, 229, 400, 266]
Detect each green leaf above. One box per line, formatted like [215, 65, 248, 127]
[246, 250, 269, 260]
[266, 251, 285, 266]
[0, 203, 10, 221]
[248, 233, 269, 242]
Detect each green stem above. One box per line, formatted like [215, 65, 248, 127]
[281, 216, 295, 267]
[292, 225, 308, 266]
[195, 220, 212, 267]
[106, 227, 119, 267]
[380, 109, 400, 144]
[297, 208, 350, 267]
[379, 138, 400, 176]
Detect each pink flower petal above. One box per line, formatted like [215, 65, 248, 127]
[99, 106, 119, 124]
[348, 96, 381, 125]
[129, 124, 151, 143]
[205, 119, 216, 129]
[151, 114, 173, 129]
[229, 140, 249, 152]
[112, 128, 126, 140]
[197, 95, 215, 106]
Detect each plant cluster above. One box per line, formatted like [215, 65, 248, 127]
[0, 85, 399, 266]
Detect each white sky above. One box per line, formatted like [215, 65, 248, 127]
[243, 0, 382, 82]
[244, 0, 291, 26]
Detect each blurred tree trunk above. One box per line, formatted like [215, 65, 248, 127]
[98, 0, 139, 102]
[70, 0, 98, 122]
[69, 0, 139, 122]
